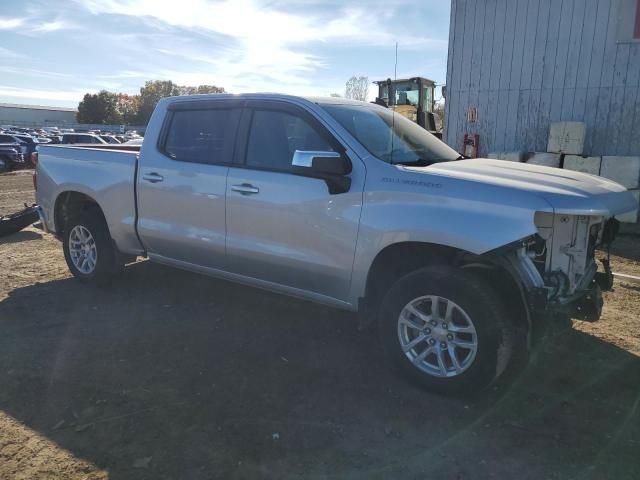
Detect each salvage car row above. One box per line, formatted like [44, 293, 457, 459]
[0, 126, 143, 172]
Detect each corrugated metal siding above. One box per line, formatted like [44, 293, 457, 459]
[0, 106, 77, 125]
[444, 0, 640, 157]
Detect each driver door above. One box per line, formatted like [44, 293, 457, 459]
[225, 101, 363, 302]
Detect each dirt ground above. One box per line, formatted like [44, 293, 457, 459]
[1, 170, 639, 479]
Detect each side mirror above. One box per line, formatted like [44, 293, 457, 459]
[292, 150, 351, 174]
[291, 150, 352, 194]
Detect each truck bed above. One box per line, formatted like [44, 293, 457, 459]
[36, 144, 143, 254]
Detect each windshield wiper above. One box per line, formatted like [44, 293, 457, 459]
[392, 158, 433, 167]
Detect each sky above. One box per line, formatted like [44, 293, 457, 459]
[0, 0, 451, 108]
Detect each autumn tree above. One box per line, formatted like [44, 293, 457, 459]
[173, 84, 225, 96]
[77, 80, 225, 125]
[116, 94, 140, 124]
[135, 81, 225, 124]
[344, 76, 369, 101]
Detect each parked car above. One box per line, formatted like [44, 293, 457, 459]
[0, 133, 30, 157]
[48, 135, 63, 144]
[99, 135, 122, 144]
[0, 145, 27, 172]
[60, 133, 107, 145]
[34, 94, 637, 394]
[10, 134, 40, 157]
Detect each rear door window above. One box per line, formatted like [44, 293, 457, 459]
[163, 108, 240, 165]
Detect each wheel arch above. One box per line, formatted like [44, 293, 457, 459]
[53, 191, 106, 235]
[360, 241, 531, 340]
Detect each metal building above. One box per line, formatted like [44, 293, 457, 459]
[0, 103, 77, 127]
[444, 0, 640, 158]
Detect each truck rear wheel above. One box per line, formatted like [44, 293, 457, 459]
[63, 207, 122, 284]
[378, 266, 514, 395]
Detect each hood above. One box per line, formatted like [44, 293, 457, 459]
[414, 158, 637, 217]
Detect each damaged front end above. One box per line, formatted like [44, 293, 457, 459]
[497, 213, 620, 323]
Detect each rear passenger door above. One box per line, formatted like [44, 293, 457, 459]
[225, 101, 363, 302]
[137, 100, 241, 269]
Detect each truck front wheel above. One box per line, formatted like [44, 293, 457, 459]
[63, 207, 122, 284]
[379, 266, 514, 395]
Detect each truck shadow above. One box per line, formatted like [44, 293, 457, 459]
[0, 260, 639, 479]
[0, 229, 42, 244]
[608, 235, 640, 263]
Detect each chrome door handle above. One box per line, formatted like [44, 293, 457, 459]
[231, 183, 259, 195]
[142, 172, 164, 183]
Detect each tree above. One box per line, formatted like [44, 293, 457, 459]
[344, 76, 369, 101]
[173, 84, 225, 96]
[116, 94, 140, 124]
[77, 93, 101, 124]
[136, 80, 176, 125]
[76, 90, 120, 124]
[433, 101, 445, 131]
[76, 80, 225, 125]
[136, 80, 225, 124]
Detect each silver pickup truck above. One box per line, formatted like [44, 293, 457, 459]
[35, 94, 637, 394]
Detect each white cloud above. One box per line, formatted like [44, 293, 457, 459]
[0, 15, 78, 34]
[29, 19, 76, 33]
[73, 0, 445, 95]
[0, 17, 26, 30]
[0, 66, 74, 78]
[0, 85, 94, 102]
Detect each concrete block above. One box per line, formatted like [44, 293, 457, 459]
[526, 152, 561, 168]
[563, 155, 601, 175]
[616, 190, 639, 223]
[600, 156, 640, 189]
[487, 151, 524, 162]
[547, 121, 586, 155]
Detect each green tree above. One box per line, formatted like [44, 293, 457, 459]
[173, 84, 225, 96]
[137, 81, 225, 123]
[76, 90, 120, 124]
[136, 80, 176, 125]
[77, 93, 101, 123]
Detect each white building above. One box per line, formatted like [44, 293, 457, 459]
[0, 103, 77, 127]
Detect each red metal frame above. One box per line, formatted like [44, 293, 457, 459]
[462, 133, 479, 159]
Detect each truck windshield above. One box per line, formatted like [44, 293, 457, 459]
[320, 103, 460, 165]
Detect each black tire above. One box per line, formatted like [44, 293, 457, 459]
[0, 207, 39, 237]
[378, 265, 514, 395]
[62, 207, 122, 284]
[0, 156, 10, 173]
